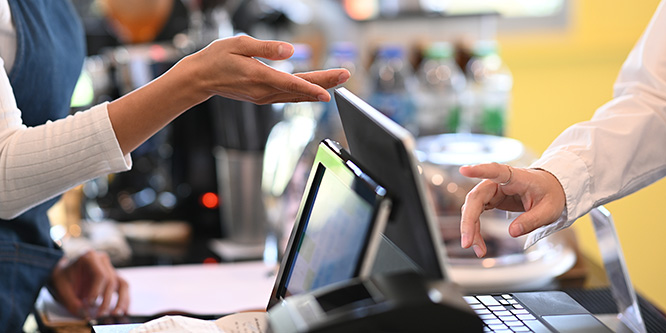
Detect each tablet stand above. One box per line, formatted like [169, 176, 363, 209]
[590, 206, 647, 333]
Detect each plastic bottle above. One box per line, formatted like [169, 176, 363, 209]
[325, 42, 364, 94]
[462, 40, 513, 136]
[415, 42, 466, 136]
[367, 44, 418, 135]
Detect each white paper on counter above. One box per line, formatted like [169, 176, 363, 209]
[128, 312, 267, 333]
[120, 261, 277, 316]
[128, 315, 223, 333]
[36, 260, 277, 324]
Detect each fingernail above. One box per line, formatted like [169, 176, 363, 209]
[317, 94, 329, 102]
[460, 233, 469, 248]
[277, 44, 292, 58]
[510, 223, 524, 237]
[337, 72, 350, 85]
[473, 245, 485, 257]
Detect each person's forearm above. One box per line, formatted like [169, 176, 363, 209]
[532, 0, 666, 224]
[0, 104, 131, 219]
[108, 55, 208, 155]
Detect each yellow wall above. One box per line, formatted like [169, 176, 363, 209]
[498, 0, 665, 309]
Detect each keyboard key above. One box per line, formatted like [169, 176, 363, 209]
[464, 296, 480, 304]
[511, 309, 529, 315]
[493, 311, 512, 317]
[502, 294, 512, 299]
[485, 319, 502, 325]
[478, 295, 501, 306]
[470, 303, 486, 309]
[475, 309, 491, 315]
[488, 324, 509, 330]
[489, 305, 506, 312]
[517, 314, 536, 321]
[512, 326, 531, 332]
[479, 314, 497, 320]
[497, 314, 518, 321]
[506, 321, 525, 327]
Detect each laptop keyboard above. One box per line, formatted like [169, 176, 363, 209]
[464, 294, 549, 332]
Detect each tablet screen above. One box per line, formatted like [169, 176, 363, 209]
[267, 140, 391, 308]
[284, 165, 375, 295]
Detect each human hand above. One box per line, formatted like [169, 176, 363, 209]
[184, 35, 351, 104]
[107, 35, 351, 155]
[48, 250, 129, 319]
[459, 163, 566, 257]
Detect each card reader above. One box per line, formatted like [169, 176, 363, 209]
[267, 272, 483, 333]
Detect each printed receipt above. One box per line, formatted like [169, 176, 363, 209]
[129, 312, 268, 333]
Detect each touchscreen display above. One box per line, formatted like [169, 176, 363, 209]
[284, 165, 375, 296]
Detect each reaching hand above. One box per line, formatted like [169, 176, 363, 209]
[108, 34, 351, 155]
[185, 35, 351, 104]
[459, 163, 566, 257]
[48, 250, 129, 319]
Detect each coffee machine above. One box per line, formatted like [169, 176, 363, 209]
[74, 0, 293, 256]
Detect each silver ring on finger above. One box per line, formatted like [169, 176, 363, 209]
[499, 165, 513, 186]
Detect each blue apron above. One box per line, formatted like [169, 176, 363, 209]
[0, 0, 85, 331]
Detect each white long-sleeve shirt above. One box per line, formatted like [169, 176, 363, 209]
[526, 0, 666, 247]
[0, 0, 131, 219]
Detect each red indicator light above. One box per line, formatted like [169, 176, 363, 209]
[201, 192, 219, 209]
[203, 257, 218, 264]
[149, 44, 168, 62]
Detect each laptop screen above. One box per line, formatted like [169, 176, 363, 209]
[267, 139, 391, 308]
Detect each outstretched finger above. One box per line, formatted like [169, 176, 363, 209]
[80, 253, 109, 310]
[96, 277, 117, 317]
[228, 35, 294, 61]
[256, 64, 333, 101]
[255, 93, 324, 104]
[459, 163, 513, 185]
[460, 180, 500, 247]
[295, 69, 351, 90]
[472, 215, 488, 257]
[112, 277, 130, 316]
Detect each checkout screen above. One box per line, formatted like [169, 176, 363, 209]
[285, 167, 374, 296]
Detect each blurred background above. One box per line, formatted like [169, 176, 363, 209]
[47, 0, 665, 312]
